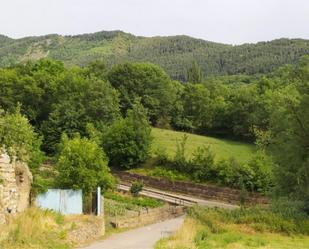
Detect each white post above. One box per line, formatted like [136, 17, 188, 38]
[97, 187, 101, 216]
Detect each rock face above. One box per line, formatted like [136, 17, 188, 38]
[0, 153, 33, 224]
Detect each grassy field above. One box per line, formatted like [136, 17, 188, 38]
[151, 128, 255, 163]
[156, 206, 309, 249]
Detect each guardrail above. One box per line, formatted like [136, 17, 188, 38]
[118, 183, 198, 207]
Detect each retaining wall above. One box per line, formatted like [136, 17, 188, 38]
[0, 153, 32, 224]
[110, 205, 185, 229]
[114, 171, 269, 205]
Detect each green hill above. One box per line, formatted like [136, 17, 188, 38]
[1, 30, 309, 81]
[151, 128, 255, 163]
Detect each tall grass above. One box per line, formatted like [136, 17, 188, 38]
[0, 208, 70, 249]
[156, 206, 309, 249]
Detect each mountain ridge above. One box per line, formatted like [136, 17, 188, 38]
[1, 30, 309, 81]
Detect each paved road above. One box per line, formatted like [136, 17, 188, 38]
[118, 184, 238, 209]
[79, 216, 184, 249]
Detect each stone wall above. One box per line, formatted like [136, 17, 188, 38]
[110, 205, 185, 229]
[114, 171, 269, 205]
[67, 216, 105, 247]
[0, 153, 32, 224]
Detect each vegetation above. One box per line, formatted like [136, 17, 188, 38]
[56, 135, 115, 194]
[151, 128, 255, 163]
[129, 180, 144, 196]
[1, 31, 309, 81]
[156, 205, 309, 249]
[0, 108, 45, 195]
[102, 101, 152, 169]
[0, 41, 308, 215]
[107, 62, 177, 125]
[104, 191, 162, 210]
[0, 208, 93, 249]
[134, 134, 273, 193]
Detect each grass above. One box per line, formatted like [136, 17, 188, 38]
[0, 208, 70, 249]
[104, 191, 163, 209]
[155, 206, 309, 249]
[130, 128, 256, 184]
[151, 128, 255, 163]
[0, 208, 102, 249]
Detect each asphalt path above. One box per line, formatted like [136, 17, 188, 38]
[79, 216, 185, 249]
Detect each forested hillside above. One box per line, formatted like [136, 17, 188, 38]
[1, 30, 309, 81]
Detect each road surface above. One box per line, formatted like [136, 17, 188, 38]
[79, 216, 184, 249]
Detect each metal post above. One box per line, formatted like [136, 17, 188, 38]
[97, 187, 101, 216]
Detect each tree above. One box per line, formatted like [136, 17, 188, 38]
[187, 61, 204, 83]
[180, 83, 213, 132]
[102, 101, 152, 169]
[266, 56, 309, 204]
[0, 107, 45, 194]
[56, 135, 114, 194]
[0, 107, 42, 164]
[108, 62, 177, 125]
[41, 75, 120, 154]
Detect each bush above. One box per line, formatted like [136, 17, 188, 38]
[148, 166, 190, 182]
[190, 146, 216, 182]
[130, 180, 144, 196]
[173, 134, 189, 172]
[153, 135, 273, 193]
[56, 134, 115, 194]
[0, 108, 45, 196]
[104, 191, 162, 208]
[189, 206, 309, 236]
[214, 151, 273, 193]
[103, 101, 152, 169]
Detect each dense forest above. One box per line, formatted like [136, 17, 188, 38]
[1, 30, 309, 81]
[0, 55, 308, 207]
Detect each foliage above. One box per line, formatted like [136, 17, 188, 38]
[130, 180, 144, 196]
[0, 108, 46, 195]
[147, 166, 190, 182]
[156, 206, 309, 249]
[41, 71, 120, 154]
[56, 135, 115, 194]
[151, 128, 256, 163]
[108, 62, 177, 125]
[0, 208, 70, 249]
[104, 191, 162, 209]
[264, 56, 309, 204]
[0, 59, 120, 154]
[1, 31, 309, 82]
[190, 146, 216, 182]
[102, 101, 152, 169]
[145, 132, 273, 192]
[187, 61, 204, 83]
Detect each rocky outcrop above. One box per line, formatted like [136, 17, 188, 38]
[0, 153, 33, 224]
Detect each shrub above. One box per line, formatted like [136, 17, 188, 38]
[190, 146, 216, 182]
[103, 101, 152, 169]
[148, 166, 190, 182]
[104, 191, 162, 208]
[215, 152, 273, 193]
[130, 180, 144, 196]
[56, 134, 115, 194]
[0, 108, 45, 196]
[173, 134, 189, 172]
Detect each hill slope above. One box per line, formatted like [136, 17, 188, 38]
[1, 30, 309, 80]
[151, 128, 255, 163]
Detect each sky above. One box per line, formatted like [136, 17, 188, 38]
[0, 0, 309, 44]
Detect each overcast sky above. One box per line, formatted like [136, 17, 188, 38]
[0, 0, 308, 44]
